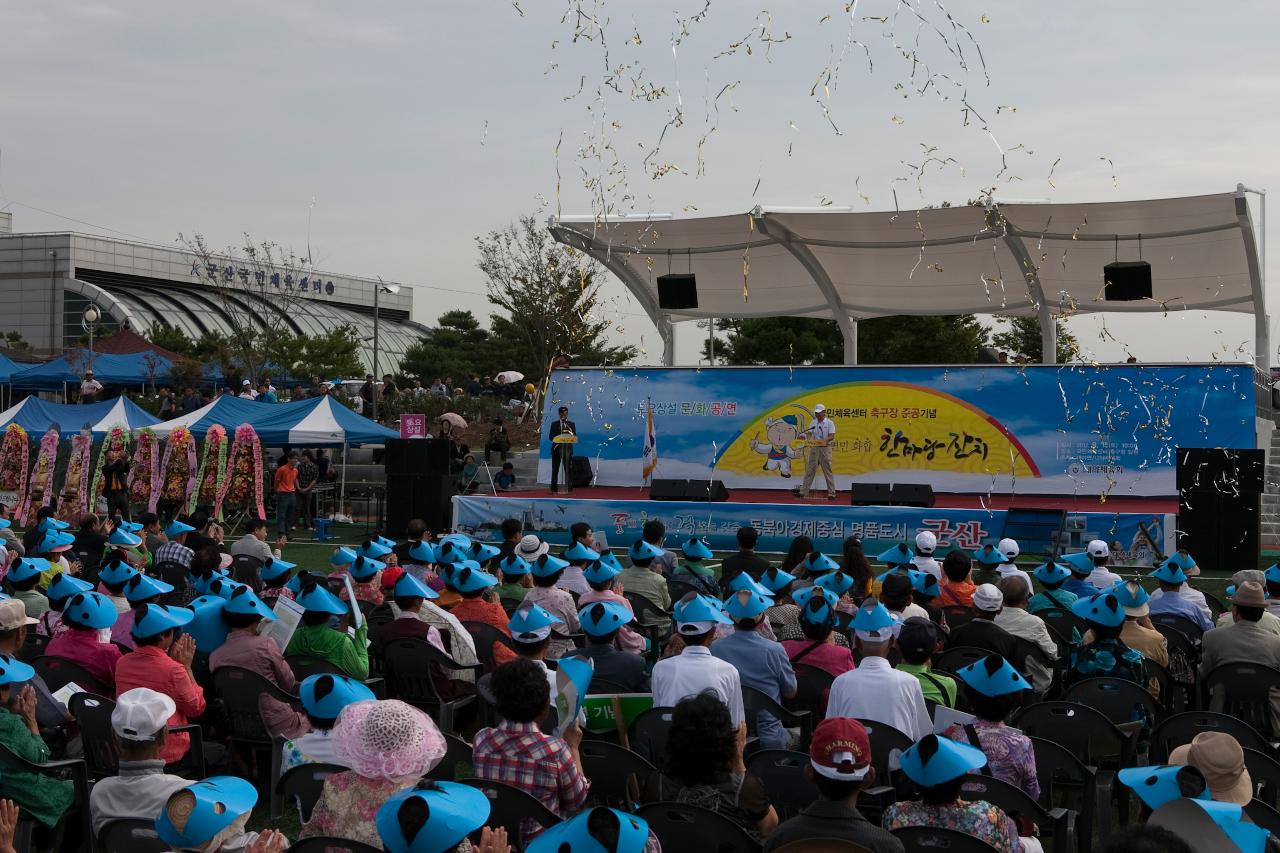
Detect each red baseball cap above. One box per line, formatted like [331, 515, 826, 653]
[810, 717, 872, 781]
[380, 566, 406, 589]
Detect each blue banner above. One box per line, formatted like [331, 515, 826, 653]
[453, 494, 1174, 566]
[537, 364, 1257, 497]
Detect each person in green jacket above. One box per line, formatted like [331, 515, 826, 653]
[0, 654, 74, 830]
[285, 577, 369, 680]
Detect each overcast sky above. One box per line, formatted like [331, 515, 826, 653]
[1, 1, 1275, 366]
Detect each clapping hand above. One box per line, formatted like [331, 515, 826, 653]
[0, 799, 19, 853]
[475, 827, 511, 853]
[245, 829, 289, 853]
[169, 634, 196, 668]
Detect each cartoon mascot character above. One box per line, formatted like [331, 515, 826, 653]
[750, 413, 806, 478]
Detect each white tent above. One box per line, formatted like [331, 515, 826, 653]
[552, 187, 1265, 368]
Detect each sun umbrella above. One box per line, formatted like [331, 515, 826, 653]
[495, 371, 524, 384]
[438, 412, 468, 429]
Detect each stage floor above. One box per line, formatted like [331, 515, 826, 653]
[513, 485, 1178, 514]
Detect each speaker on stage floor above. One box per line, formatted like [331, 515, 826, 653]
[1177, 447, 1263, 569]
[685, 479, 729, 502]
[569, 457, 594, 488]
[850, 483, 892, 506]
[890, 483, 935, 508]
[386, 473, 455, 536]
[650, 479, 688, 501]
[383, 438, 450, 475]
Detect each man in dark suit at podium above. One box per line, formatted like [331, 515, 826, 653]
[548, 405, 576, 494]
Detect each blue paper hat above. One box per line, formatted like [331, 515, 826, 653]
[203, 576, 243, 601]
[260, 557, 296, 583]
[358, 539, 393, 560]
[955, 654, 1032, 697]
[792, 585, 839, 611]
[497, 554, 531, 577]
[875, 566, 910, 583]
[62, 591, 118, 629]
[438, 533, 471, 548]
[1112, 580, 1151, 612]
[0, 654, 34, 687]
[798, 590, 838, 626]
[672, 593, 732, 631]
[899, 734, 989, 787]
[530, 553, 570, 578]
[803, 552, 840, 574]
[509, 602, 564, 642]
[850, 599, 896, 640]
[759, 567, 796, 594]
[350, 555, 386, 581]
[724, 590, 771, 620]
[1152, 559, 1188, 585]
[191, 569, 229, 596]
[118, 520, 144, 534]
[46, 572, 91, 602]
[185, 596, 231, 654]
[131, 603, 194, 638]
[7, 557, 50, 584]
[583, 559, 622, 585]
[1163, 800, 1269, 853]
[296, 582, 348, 615]
[1033, 560, 1072, 585]
[373, 534, 396, 549]
[1073, 591, 1126, 627]
[681, 538, 713, 561]
[564, 541, 600, 563]
[597, 551, 625, 573]
[37, 530, 74, 553]
[816, 571, 855, 597]
[1265, 564, 1280, 585]
[971, 544, 1004, 566]
[393, 572, 438, 600]
[434, 540, 471, 565]
[525, 807, 651, 853]
[165, 520, 195, 537]
[877, 543, 915, 566]
[377, 780, 492, 853]
[300, 673, 375, 720]
[1061, 551, 1094, 575]
[467, 542, 501, 565]
[727, 572, 775, 597]
[37, 517, 69, 533]
[98, 557, 140, 586]
[1118, 764, 1209, 811]
[155, 776, 258, 850]
[107, 527, 141, 548]
[407, 540, 436, 564]
[329, 547, 358, 567]
[628, 539, 664, 561]
[0, 518, 9, 530]
[224, 585, 277, 620]
[123, 572, 174, 604]
[578, 600, 632, 637]
[1169, 551, 1197, 572]
[449, 564, 498, 594]
[909, 569, 940, 599]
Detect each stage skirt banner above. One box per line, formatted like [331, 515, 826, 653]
[538, 365, 1257, 497]
[453, 494, 1175, 566]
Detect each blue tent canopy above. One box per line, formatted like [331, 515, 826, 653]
[151, 394, 397, 447]
[0, 396, 160, 437]
[0, 354, 25, 384]
[9, 352, 222, 390]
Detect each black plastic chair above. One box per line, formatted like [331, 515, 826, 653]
[769, 841, 872, 853]
[635, 801, 762, 853]
[460, 778, 563, 841]
[154, 560, 190, 603]
[1202, 662, 1280, 736]
[855, 718, 912, 781]
[1246, 798, 1280, 836]
[1150, 711, 1269, 763]
[1063, 677, 1161, 727]
[628, 706, 675, 766]
[230, 553, 263, 591]
[285, 838, 381, 852]
[285, 654, 347, 680]
[1037, 608, 1087, 644]
[97, 818, 169, 853]
[0, 741, 91, 853]
[1245, 747, 1280, 807]
[587, 677, 632, 695]
[69, 691, 205, 782]
[383, 637, 479, 732]
[623, 592, 671, 664]
[1146, 659, 1190, 714]
[426, 733, 475, 782]
[275, 762, 344, 822]
[1028, 735, 1101, 846]
[942, 605, 978, 630]
[1153, 622, 1200, 665]
[1203, 591, 1229, 621]
[742, 685, 813, 750]
[462, 621, 518, 673]
[790, 664, 835, 719]
[889, 826, 1000, 852]
[933, 645, 992, 675]
[17, 630, 48, 663]
[746, 749, 818, 820]
[32, 654, 110, 695]
[960, 774, 1075, 853]
[212, 666, 300, 749]
[579, 739, 656, 808]
[1149, 611, 1205, 641]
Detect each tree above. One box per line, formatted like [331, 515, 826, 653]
[146, 323, 195, 357]
[2, 331, 33, 353]
[280, 325, 364, 382]
[991, 316, 1079, 363]
[705, 315, 989, 365]
[400, 310, 505, 383]
[702, 317, 843, 365]
[477, 215, 635, 378]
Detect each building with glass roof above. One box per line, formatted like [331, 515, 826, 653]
[0, 213, 425, 373]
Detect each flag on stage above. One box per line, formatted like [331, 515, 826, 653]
[642, 398, 658, 484]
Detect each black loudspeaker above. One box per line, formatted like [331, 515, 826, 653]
[685, 479, 730, 502]
[1103, 261, 1153, 301]
[386, 473, 455, 536]
[850, 483, 893, 506]
[383, 438, 450, 475]
[890, 483, 935, 508]
[657, 274, 698, 310]
[569, 456, 594, 488]
[650, 478, 688, 501]
[1176, 448, 1263, 569]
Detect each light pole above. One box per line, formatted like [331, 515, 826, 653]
[82, 303, 101, 362]
[371, 282, 401, 422]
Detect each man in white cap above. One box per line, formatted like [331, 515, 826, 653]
[995, 538, 1033, 589]
[912, 531, 942, 580]
[1085, 539, 1122, 590]
[651, 594, 744, 727]
[947, 583, 1024, 670]
[238, 379, 257, 400]
[799, 403, 837, 500]
[88, 687, 189, 836]
[827, 600, 930, 740]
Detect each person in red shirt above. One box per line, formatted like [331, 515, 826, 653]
[45, 591, 122, 691]
[273, 453, 299, 539]
[114, 603, 214, 768]
[444, 562, 516, 668]
[781, 588, 855, 680]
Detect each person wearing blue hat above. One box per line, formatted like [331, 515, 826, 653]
[524, 550, 582, 660]
[525, 806, 652, 853]
[508, 602, 581, 716]
[1027, 560, 1079, 614]
[377, 779, 498, 853]
[404, 537, 437, 568]
[618, 538, 673, 634]
[758, 568, 801, 641]
[882, 734, 1022, 851]
[156, 776, 273, 852]
[1146, 559, 1214, 632]
[876, 543, 915, 571]
[340, 555, 387, 610]
[803, 551, 840, 576]
[377, 573, 453, 679]
[153, 517, 196, 571]
[257, 557, 296, 605]
[712, 589, 798, 749]
[6, 556, 51, 619]
[668, 537, 719, 599]
[579, 559, 647, 656]
[1059, 551, 1099, 599]
[358, 538, 393, 561]
[1118, 764, 1210, 816]
[285, 580, 369, 680]
[895, 616, 956, 708]
[447, 564, 518, 669]
[114, 573, 176, 650]
[558, 523, 599, 597]
[827, 599, 930, 740]
[945, 654, 1040, 798]
[780, 588, 856, 680]
[0, 651, 75, 830]
[494, 553, 533, 606]
[36, 571, 91, 638]
[97, 555, 142, 613]
[1067, 592, 1149, 693]
[281, 673, 377, 772]
[45, 590, 123, 690]
[467, 541, 502, 568]
[651, 593, 745, 728]
[574, 600, 648, 693]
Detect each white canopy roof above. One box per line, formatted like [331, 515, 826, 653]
[552, 188, 1264, 367]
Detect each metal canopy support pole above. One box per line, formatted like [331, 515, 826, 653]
[1238, 184, 1269, 373]
[339, 443, 348, 521]
[751, 211, 858, 365]
[991, 208, 1056, 365]
[660, 318, 675, 366]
